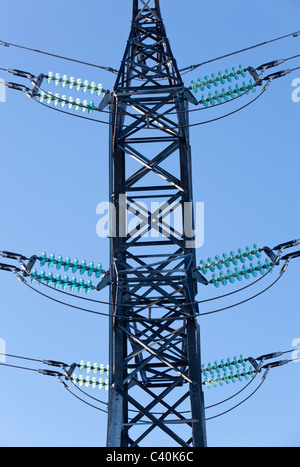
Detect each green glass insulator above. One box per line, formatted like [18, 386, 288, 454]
[68, 77, 75, 90]
[208, 93, 216, 106]
[235, 84, 242, 96]
[64, 257, 71, 272]
[228, 86, 235, 99]
[207, 257, 215, 273]
[236, 370, 243, 382]
[211, 274, 220, 288]
[68, 96, 74, 109]
[242, 265, 250, 280]
[87, 262, 95, 277]
[54, 73, 60, 86]
[72, 259, 79, 273]
[256, 261, 265, 275]
[204, 75, 212, 89]
[215, 90, 222, 103]
[226, 269, 235, 284]
[219, 271, 227, 286]
[215, 255, 223, 271]
[249, 263, 258, 278]
[237, 248, 246, 264]
[78, 375, 85, 387]
[47, 272, 54, 286]
[234, 267, 243, 282]
[220, 360, 227, 374]
[104, 379, 109, 391]
[86, 280, 93, 294]
[238, 65, 246, 78]
[245, 246, 253, 261]
[82, 80, 89, 93]
[61, 95, 67, 108]
[46, 92, 53, 105]
[79, 360, 85, 372]
[91, 377, 97, 389]
[88, 101, 95, 114]
[86, 361, 92, 373]
[55, 274, 61, 288]
[40, 271, 46, 283]
[248, 367, 255, 378]
[31, 269, 38, 283]
[61, 75, 68, 88]
[82, 100, 88, 112]
[191, 80, 198, 93]
[226, 358, 233, 371]
[232, 356, 239, 369]
[249, 79, 256, 92]
[199, 260, 208, 275]
[99, 363, 105, 376]
[240, 355, 246, 367]
[48, 254, 55, 268]
[204, 377, 211, 389]
[80, 260, 87, 275]
[201, 95, 209, 107]
[76, 78, 82, 91]
[232, 67, 239, 80]
[54, 93, 60, 106]
[207, 363, 214, 377]
[218, 72, 226, 85]
[211, 73, 218, 87]
[47, 71, 53, 84]
[221, 88, 230, 101]
[96, 264, 102, 278]
[78, 278, 85, 293]
[40, 252, 47, 267]
[197, 78, 205, 91]
[241, 81, 249, 94]
[90, 82, 96, 95]
[229, 251, 238, 266]
[225, 69, 232, 83]
[97, 83, 103, 96]
[201, 364, 207, 376]
[72, 374, 79, 384]
[92, 363, 99, 375]
[97, 378, 103, 390]
[40, 91, 46, 103]
[265, 258, 272, 272]
[56, 255, 63, 270]
[222, 253, 231, 268]
[62, 276, 69, 290]
[75, 98, 81, 111]
[253, 244, 261, 259]
[70, 277, 77, 291]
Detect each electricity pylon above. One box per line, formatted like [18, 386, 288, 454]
[107, 0, 207, 447]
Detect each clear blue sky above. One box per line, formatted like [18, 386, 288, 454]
[0, 0, 300, 447]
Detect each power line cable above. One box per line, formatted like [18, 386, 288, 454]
[0, 40, 118, 74]
[15, 259, 288, 322]
[179, 30, 300, 74]
[205, 369, 269, 421]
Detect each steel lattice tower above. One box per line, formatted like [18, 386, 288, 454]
[107, 0, 207, 447]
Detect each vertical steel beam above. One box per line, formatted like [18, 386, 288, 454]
[107, 0, 207, 447]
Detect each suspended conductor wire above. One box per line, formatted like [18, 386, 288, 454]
[205, 370, 269, 421]
[0, 362, 39, 373]
[66, 375, 109, 408]
[17, 74, 270, 130]
[179, 29, 300, 74]
[16, 258, 288, 323]
[0, 40, 118, 74]
[19, 247, 282, 312]
[57, 377, 108, 414]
